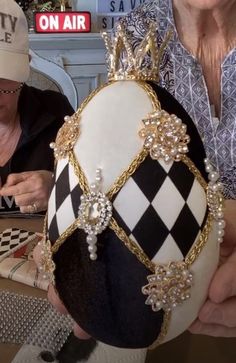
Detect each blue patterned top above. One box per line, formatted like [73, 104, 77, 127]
[119, 0, 236, 199]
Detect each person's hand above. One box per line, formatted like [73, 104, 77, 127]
[47, 283, 91, 340]
[189, 199, 236, 337]
[0, 170, 53, 213]
[33, 242, 91, 340]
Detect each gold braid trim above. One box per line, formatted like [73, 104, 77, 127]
[69, 150, 90, 194]
[185, 214, 213, 267]
[107, 149, 148, 199]
[45, 80, 211, 347]
[51, 220, 79, 254]
[109, 217, 155, 273]
[69, 146, 149, 200]
[149, 311, 172, 350]
[137, 81, 162, 110]
[182, 155, 207, 191]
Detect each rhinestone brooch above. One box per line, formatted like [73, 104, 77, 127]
[78, 169, 113, 260]
[142, 261, 193, 312]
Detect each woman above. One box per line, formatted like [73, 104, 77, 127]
[0, 0, 74, 214]
[118, 0, 236, 338]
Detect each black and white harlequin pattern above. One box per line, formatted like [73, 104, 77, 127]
[48, 156, 208, 260]
[0, 228, 36, 260]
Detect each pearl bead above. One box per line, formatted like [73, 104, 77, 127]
[90, 253, 97, 261]
[209, 171, 220, 182]
[217, 211, 224, 219]
[218, 220, 226, 229]
[86, 235, 97, 244]
[217, 229, 225, 237]
[88, 245, 97, 253]
[90, 183, 98, 190]
[205, 164, 213, 173]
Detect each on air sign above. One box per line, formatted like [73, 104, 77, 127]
[34, 12, 91, 33]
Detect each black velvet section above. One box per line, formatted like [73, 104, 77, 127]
[54, 228, 164, 348]
[148, 81, 208, 182]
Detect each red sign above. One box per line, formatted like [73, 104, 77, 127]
[34, 12, 91, 33]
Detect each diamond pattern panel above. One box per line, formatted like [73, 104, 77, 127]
[151, 176, 185, 230]
[113, 178, 149, 231]
[132, 157, 167, 201]
[171, 204, 200, 257]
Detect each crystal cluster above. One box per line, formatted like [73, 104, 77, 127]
[139, 110, 190, 163]
[142, 261, 193, 312]
[50, 114, 80, 160]
[204, 159, 225, 243]
[78, 169, 112, 260]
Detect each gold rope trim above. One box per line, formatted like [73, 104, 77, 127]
[137, 81, 162, 110]
[185, 214, 213, 267]
[149, 311, 172, 349]
[109, 217, 155, 272]
[182, 155, 208, 191]
[69, 150, 90, 194]
[47, 80, 212, 347]
[51, 220, 79, 254]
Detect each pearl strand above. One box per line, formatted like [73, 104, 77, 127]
[204, 159, 225, 243]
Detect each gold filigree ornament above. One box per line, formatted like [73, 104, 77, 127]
[50, 114, 80, 160]
[139, 110, 190, 162]
[142, 261, 193, 312]
[102, 22, 173, 81]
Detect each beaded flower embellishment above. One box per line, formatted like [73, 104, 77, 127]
[139, 110, 190, 163]
[142, 261, 193, 312]
[50, 114, 80, 160]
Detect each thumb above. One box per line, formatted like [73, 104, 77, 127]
[209, 249, 236, 303]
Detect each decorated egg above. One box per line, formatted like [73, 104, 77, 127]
[40, 23, 224, 349]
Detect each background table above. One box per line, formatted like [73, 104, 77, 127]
[0, 217, 46, 363]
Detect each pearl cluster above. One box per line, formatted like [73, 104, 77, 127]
[142, 262, 193, 312]
[50, 114, 80, 160]
[204, 159, 225, 244]
[78, 168, 112, 260]
[139, 110, 190, 163]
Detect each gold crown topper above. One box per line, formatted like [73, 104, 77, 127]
[102, 22, 172, 81]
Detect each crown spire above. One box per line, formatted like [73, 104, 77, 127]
[102, 22, 172, 82]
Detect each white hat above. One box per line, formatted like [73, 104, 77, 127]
[0, 0, 29, 82]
